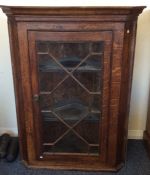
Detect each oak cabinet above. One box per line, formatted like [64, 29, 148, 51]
[1, 6, 145, 171]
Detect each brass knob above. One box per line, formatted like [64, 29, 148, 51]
[127, 29, 130, 34]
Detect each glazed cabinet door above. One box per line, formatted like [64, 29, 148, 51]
[28, 31, 112, 163]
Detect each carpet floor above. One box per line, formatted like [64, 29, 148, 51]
[0, 140, 150, 175]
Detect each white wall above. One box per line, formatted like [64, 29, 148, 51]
[0, 0, 150, 139]
[0, 9, 17, 135]
[128, 10, 150, 139]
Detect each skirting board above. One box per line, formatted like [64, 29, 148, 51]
[0, 127, 18, 136]
[0, 127, 144, 139]
[128, 130, 143, 139]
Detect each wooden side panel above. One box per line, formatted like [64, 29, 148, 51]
[117, 21, 138, 163]
[17, 23, 37, 163]
[107, 30, 124, 165]
[7, 18, 28, 161]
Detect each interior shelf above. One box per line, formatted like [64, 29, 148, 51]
[43, 113, 100, 122]
[39, 56, 101, 72]
[41, 99, 100, 122]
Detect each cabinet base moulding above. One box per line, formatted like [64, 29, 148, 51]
[22, 160, 124, 171]
[128, 129, 144, 139]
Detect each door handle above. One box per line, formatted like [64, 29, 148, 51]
[33, 94, 39, 102]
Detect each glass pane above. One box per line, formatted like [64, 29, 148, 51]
[89, 146, 99, 155]
[47, 42, 90, 63]
[38, 54, 68, 92]
[36, 41, 103, 155]
[74, 113, 100, 144]
[54, 132, 89, 153]
[54, 98, 89, 126]
[39, 77, 90, 112]
[73, 71, 102, 93]
[42, 112, 68, 143]
[39, 71, 67, 92]
[91, 95, 101, 113]
[91, 42, 104, 53]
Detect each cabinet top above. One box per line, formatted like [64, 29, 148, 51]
[1, 6, 145, 16]
[1, 6, 145, 22]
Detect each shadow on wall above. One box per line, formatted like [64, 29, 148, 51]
[128, 9, 150, 138]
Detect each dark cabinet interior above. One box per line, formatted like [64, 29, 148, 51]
[37, 40, 103, 155]
[1, 6, 145, 171]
